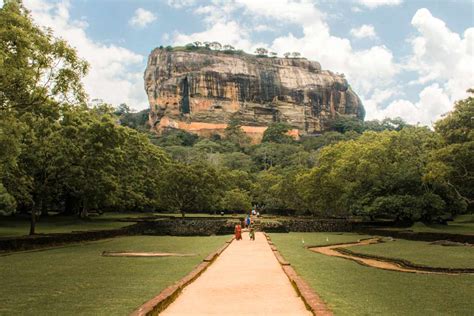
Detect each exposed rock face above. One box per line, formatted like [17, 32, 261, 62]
[144, 48, 364, 142]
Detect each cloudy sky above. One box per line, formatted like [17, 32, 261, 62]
[6, 0, 474, 126]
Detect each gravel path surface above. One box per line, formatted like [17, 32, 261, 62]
[161, 232, 311, 316]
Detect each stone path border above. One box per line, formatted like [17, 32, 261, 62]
[101, 251, 196, 257]
[264, 233, 333, 316]
[130, 237, 234, 316]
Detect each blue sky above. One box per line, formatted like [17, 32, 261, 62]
[9, 0, 474, 125]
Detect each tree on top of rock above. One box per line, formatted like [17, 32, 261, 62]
[292, 52, 301, 58]
[255, 47, 268, 56]
[210, 41, 222, 50]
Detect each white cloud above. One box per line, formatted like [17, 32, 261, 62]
[266, 5, 397, 97]
[373, 84, 452, 125]
[355, 0, 403, 9]
[350, 24, 377, 39]
[173, 21, 261, 53]
[174, 0, 399, 111]
[167, 0, 196, 9]
[129, 8, 156, 29]
[254, 24, 274, 32]
[364, 8, 474, 126]
[235, 0, 324, 25]
[408, 9, 474, 101]
[24, 0, 148, 110]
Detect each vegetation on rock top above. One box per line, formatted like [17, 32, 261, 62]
[158, 41, 304, 60]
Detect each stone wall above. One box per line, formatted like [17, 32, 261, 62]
[139, 218, 236, 236]
[2, 218, 471, 252]
[281, 219, 353, 232]
[0, 223, 144, 252]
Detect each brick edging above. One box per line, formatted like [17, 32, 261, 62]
[264, 233, 333, 316]
[130, 236, 234, 316]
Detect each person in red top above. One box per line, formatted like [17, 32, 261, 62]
[234, 224, 242, 240]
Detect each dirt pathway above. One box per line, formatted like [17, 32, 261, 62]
[309, 239, 466, 275]
[161, 232, 312, 316]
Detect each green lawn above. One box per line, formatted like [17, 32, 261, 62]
[383, 214, 474, 235]
[349, 239, 474, 269]
[0, 235, 228, 315]
[410, 215, 474, 235]
[0, 215, 138, 237]
[271, 232, 474, 316]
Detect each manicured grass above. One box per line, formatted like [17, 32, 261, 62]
[350, 239, 474, 269]
[409, 215, 474, 235]
[271, 232, 474, 316]
[383, 214, 474, 235]
[0, 235, 228, 315]
[0, 215, 136, 237]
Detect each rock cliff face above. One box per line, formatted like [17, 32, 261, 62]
[144, 48, 364, 142]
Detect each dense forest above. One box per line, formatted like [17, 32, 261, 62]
[1, 1, 473, 234]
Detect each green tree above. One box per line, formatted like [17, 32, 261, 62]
[220, 189, 252, 212]
[194, 139, 226, 153]
[152, 128, 199, 147]
[262, 122, 294, 143]
[217, 152, 254, 172]
[364, 117, 409, 132]
[425, 90, 474, 212]
[219, 169, 253, 193]
[157, 163, 220, 216]
[224, 118, 251, 148]
[251, 170, 284, 212]
[301, 131, 356, 151]
[0, 1, 88, 233]
[255, 47, 268, 56]
[328, 115, 364, 133]
[0, 1, 88, 115]
[251, 143, 303, 170]
[0, 183, 16, 215]
[298, 128, 455, 221]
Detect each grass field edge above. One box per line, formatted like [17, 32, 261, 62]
[264, 233, 333, 316]
[336, 246, 474, 274]
[130, 236, 234, 316]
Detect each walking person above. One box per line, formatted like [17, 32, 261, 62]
[249, 226, 255, 241]
[234, 223, 242, 240]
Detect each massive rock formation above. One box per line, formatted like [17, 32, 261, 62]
[144, 48, 364, 142]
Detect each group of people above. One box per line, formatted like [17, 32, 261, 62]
[234, 213, 256, 241]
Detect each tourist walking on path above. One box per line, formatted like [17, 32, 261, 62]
[160, 231, 312, 315]
[234, 223, 242, 240]
[245, 215, 250, 228]
[249, 227, 255, 241]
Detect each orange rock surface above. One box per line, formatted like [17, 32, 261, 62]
[144, 48, 364, 142]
